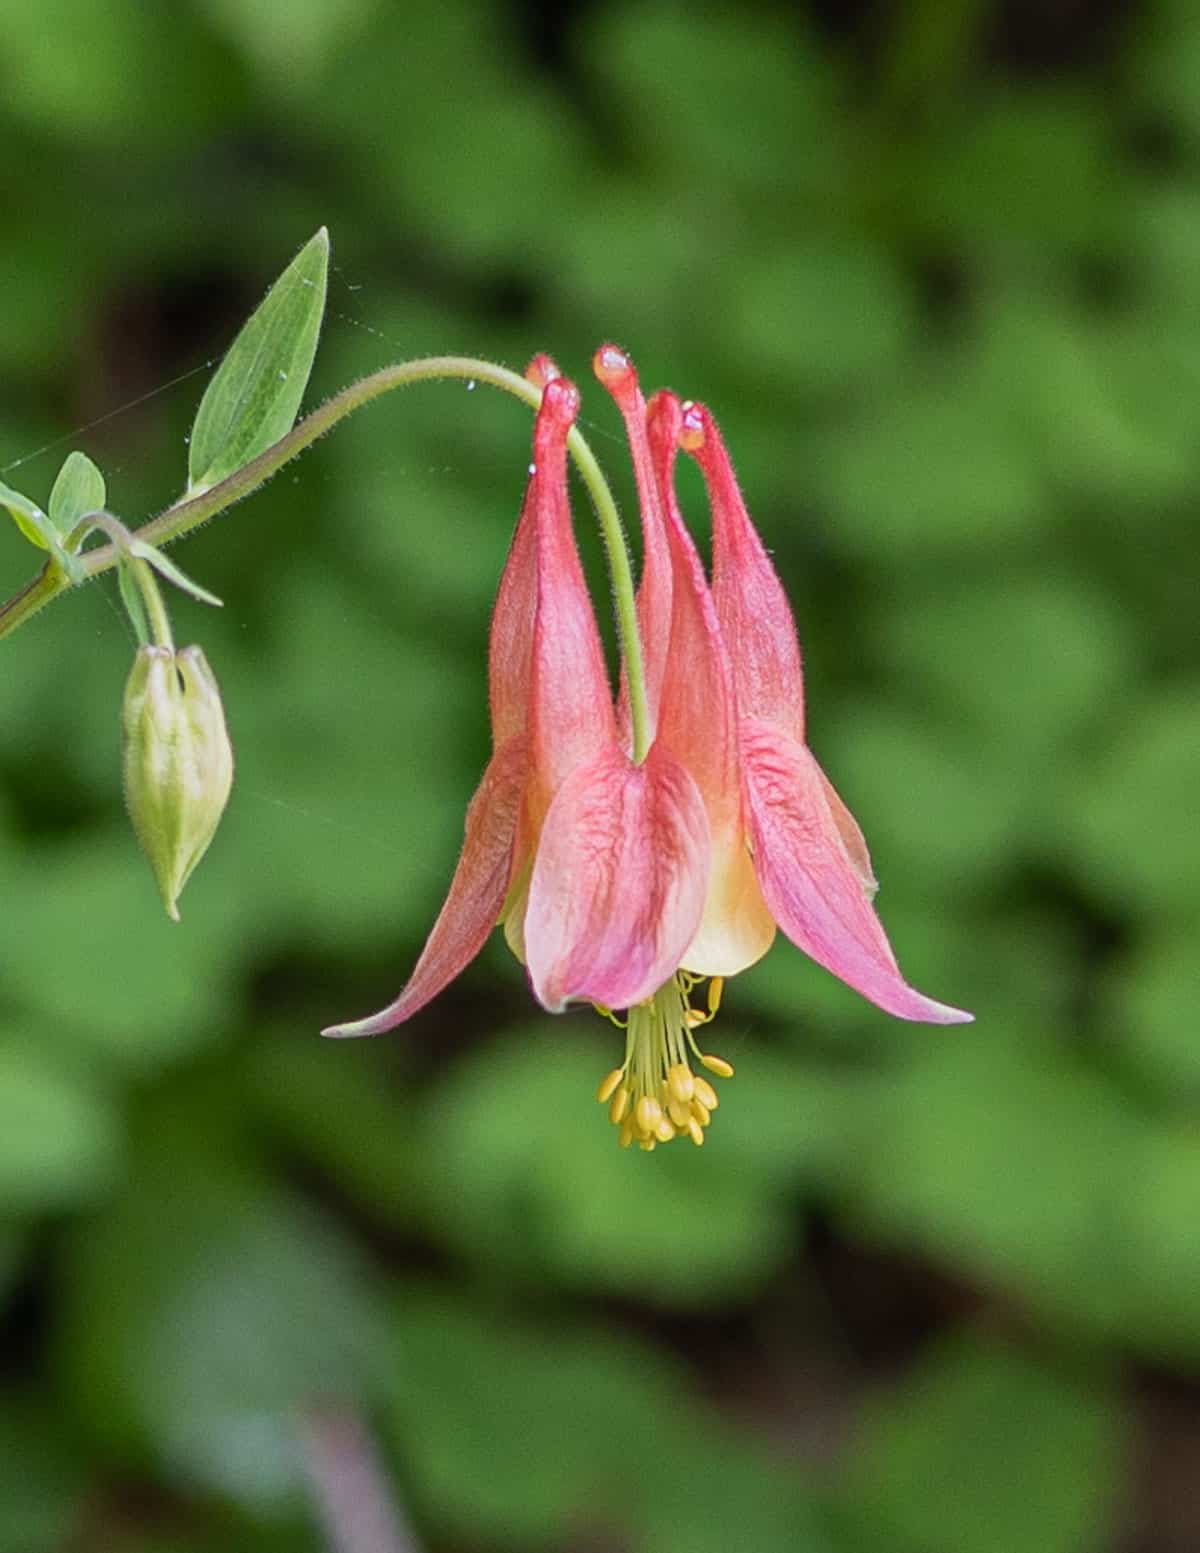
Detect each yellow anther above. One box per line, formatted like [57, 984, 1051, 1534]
[668, 1063, 695, 1103]
[668, 1098, 693, 1129]
[636, 1096, 663, 1135]
[693, 1076, 719, 1112]
[594, 974, 735, 1152]
[596, 1068, 624, 1104]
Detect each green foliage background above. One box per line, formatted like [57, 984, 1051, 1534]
[0, 0, 1197, 1548]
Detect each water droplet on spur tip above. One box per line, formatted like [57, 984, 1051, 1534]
[465, 379, 477, 391]
[593, 343, 632, 387]
[679, 401, 706, 452]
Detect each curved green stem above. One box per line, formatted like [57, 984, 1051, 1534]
[0, 357, 651, 761]
[66, 510, 174, 648]
[132, 558, 174, 650]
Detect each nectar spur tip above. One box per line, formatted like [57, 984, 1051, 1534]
[593, 343, 635, 390]
[678, 400, 707, 453]
[525, 352, 561, 390]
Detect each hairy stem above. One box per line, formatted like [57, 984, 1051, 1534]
[0, 357, 652, 761]
[65, 510, 175, 648]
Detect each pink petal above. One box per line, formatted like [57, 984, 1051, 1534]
[681, 401, 806, 745]
[646, 390, 739, 827]
[528, 377, 616, 803]
[646, 390, 776, 977]
[322, 736, 529, 1037]
[594, 346, 673, 743]
[488, 474, 537, 749]
[523, 742, 709, 1012]
[814, 757, 879, 900]
[488, 371, 577, 748]
[741, 719, 972, 1024]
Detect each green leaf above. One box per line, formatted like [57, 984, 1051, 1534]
[61, 1148, 386, 1507]
[128, 538, 223, 608]
[837, 1333, 1122, 1553]
[201, 0, 374, 84]
[1120, 1125, 1200, 1356]
[0, 476, 60, 551]
[1060, 685, 1200, 920]
[838, 1038, 1144, 1339]
[385, 1290, 828, 1553]
[4, 830, 243, 1072]
[0, 1043, 121, 1214]
[871, 575, 1135, 762]
[48, 449, 106, 533]
[0, 1403, 85, 1553]
[1102, 933, 1200, 1100]
[187, 227, 329, 492]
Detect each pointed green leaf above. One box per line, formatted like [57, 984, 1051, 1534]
[49, 451, 106, 533]
[128, 540, 224, 609]
[187, 228, 329, 493]
[0, 478, 60, 552]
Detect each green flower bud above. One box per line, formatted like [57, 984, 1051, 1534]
[122, 644, 234, 920]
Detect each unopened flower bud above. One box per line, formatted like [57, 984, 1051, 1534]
[122, 644, 233, 920]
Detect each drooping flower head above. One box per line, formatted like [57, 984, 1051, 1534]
[324, 361, 713, 1047]
[325, 347, 971, 1156]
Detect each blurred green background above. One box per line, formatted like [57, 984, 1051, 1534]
[1, 0, 1198, 1548]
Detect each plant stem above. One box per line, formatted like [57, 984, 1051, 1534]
[296, 1407, 421, 1553]
[65, 510, 175, 648]
[0, 357, 652, 762]
[133, 558, 174, 649]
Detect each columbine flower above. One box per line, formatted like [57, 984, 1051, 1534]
[324, 365, 713, 1077]
[325, 347, 971, 1156]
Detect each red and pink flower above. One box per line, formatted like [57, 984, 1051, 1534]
[325, 347, 971, 1151]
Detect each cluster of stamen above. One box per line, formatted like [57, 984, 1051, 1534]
[594, 973, 734, 1151]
